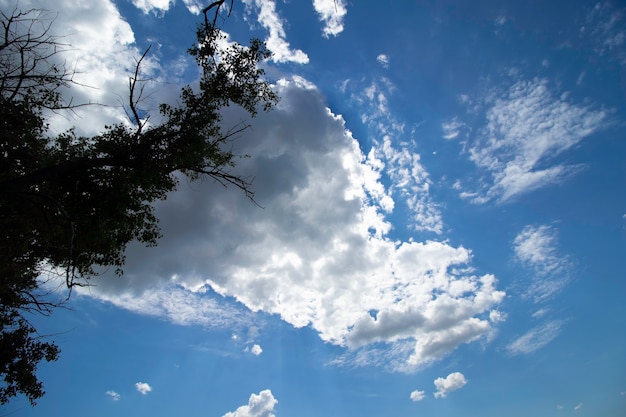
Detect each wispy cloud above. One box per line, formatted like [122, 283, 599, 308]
[242, 0, 309, 64]
[313, 0, 348, 37]
[433, 372, 467, 398]
[135, 382, 152, 395]
[455, 78, 607, 203]
[582, 2, 626, 64]
[87, 285, 253, 330]
[441, 118, 465, 140]
[507, 320, 564, 355]
[377, 54, 389, 68]
[514, 225, 571, 302]
[356, 79, 444, 234]
[105, 390, 121, 401]
[223, 390, 277, 417]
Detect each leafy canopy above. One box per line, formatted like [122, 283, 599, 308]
[0, 2, 277, 405]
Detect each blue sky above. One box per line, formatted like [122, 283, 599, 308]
[2, 0, 626, 416]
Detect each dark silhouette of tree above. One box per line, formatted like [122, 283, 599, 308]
[0, 1, 277, 405]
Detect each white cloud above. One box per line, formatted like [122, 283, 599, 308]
[16, 3, 503, 371]
[354, 79, 443, 234]
[377, 54, 389, 68]
[250, 344, 263, 356]
[105, 390, 121, 401]
[506, 320, 564, 355]
[135, 382, 152, 395]
[433, 372, 467, 398]
[441, 119, 464, 140]
[223, 390, 277, 417]
[242, 0, 309, 64]
[410, 389, 425, 402]
[574, 402, 583, 411]
[313, 0, 347, 37]
[131, 0, 171, 14]
[582, 2, 626, 64]
[514, 225, 570, 302]
[458, 78, 607, 203]
[130, 0, 211, 15]
[70, 76, 504, 371]
[89, 285, 252, 329]
[0, 0, 166, 137]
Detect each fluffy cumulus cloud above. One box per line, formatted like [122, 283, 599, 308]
[135, 382, 152, 395]
[73, 76, 504, 371]
[514, 225, 570, 302]
[507, 320, 564, 355]
[410, 389, 425, 402]
[105, 390, 121, 401]
[18, 0, 503, 371]
[223, 390, 277, 417]
[454, 78, 607, 203]
[242, 0, 309, 64]
[433, 372, 467, 398]
[313, 0, 348, 37]
[250, 344, 263, 356]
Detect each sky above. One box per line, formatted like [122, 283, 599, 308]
[2, 0, 626, 416]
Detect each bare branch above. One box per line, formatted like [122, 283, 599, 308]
[128, 45, 152, 135]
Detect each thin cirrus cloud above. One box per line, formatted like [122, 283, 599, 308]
[241, 0, 309, 64]
[105, 390, 121, 401]
[78, 76, 504, 372]
[222, 390, 277, 417]
[433, 372, 467, 398]
[513, 224, 571, 302]
[506, 320, 564, 355]
[353, 78, 444, 234]
[453, 77, 608, 203]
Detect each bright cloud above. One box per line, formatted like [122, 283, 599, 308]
[135, 382, 152, 395]
[507, 320, 564, 355]
[457, 78, 607, 203]
[410, 390, 425, 402]
[7, 0, 165, 137]
[313, 0, 348, 37]
[131, 0, 171, 13]
[105, 390, 121, 401]
[377, 54, 389, 68]
[355, 79, 444, 234]
[574, 402, 583, 410]
[433, 372, 467, 398]
[250, 344, 263, 356]
[76, 77, 504, 371]
[223, 390, 277, 417]
[242, 0, 309, 64]
[514, 225, 570, 302]
[441, 118, 464, 140]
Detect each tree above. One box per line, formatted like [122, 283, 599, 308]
[0, 1, 278, 405]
